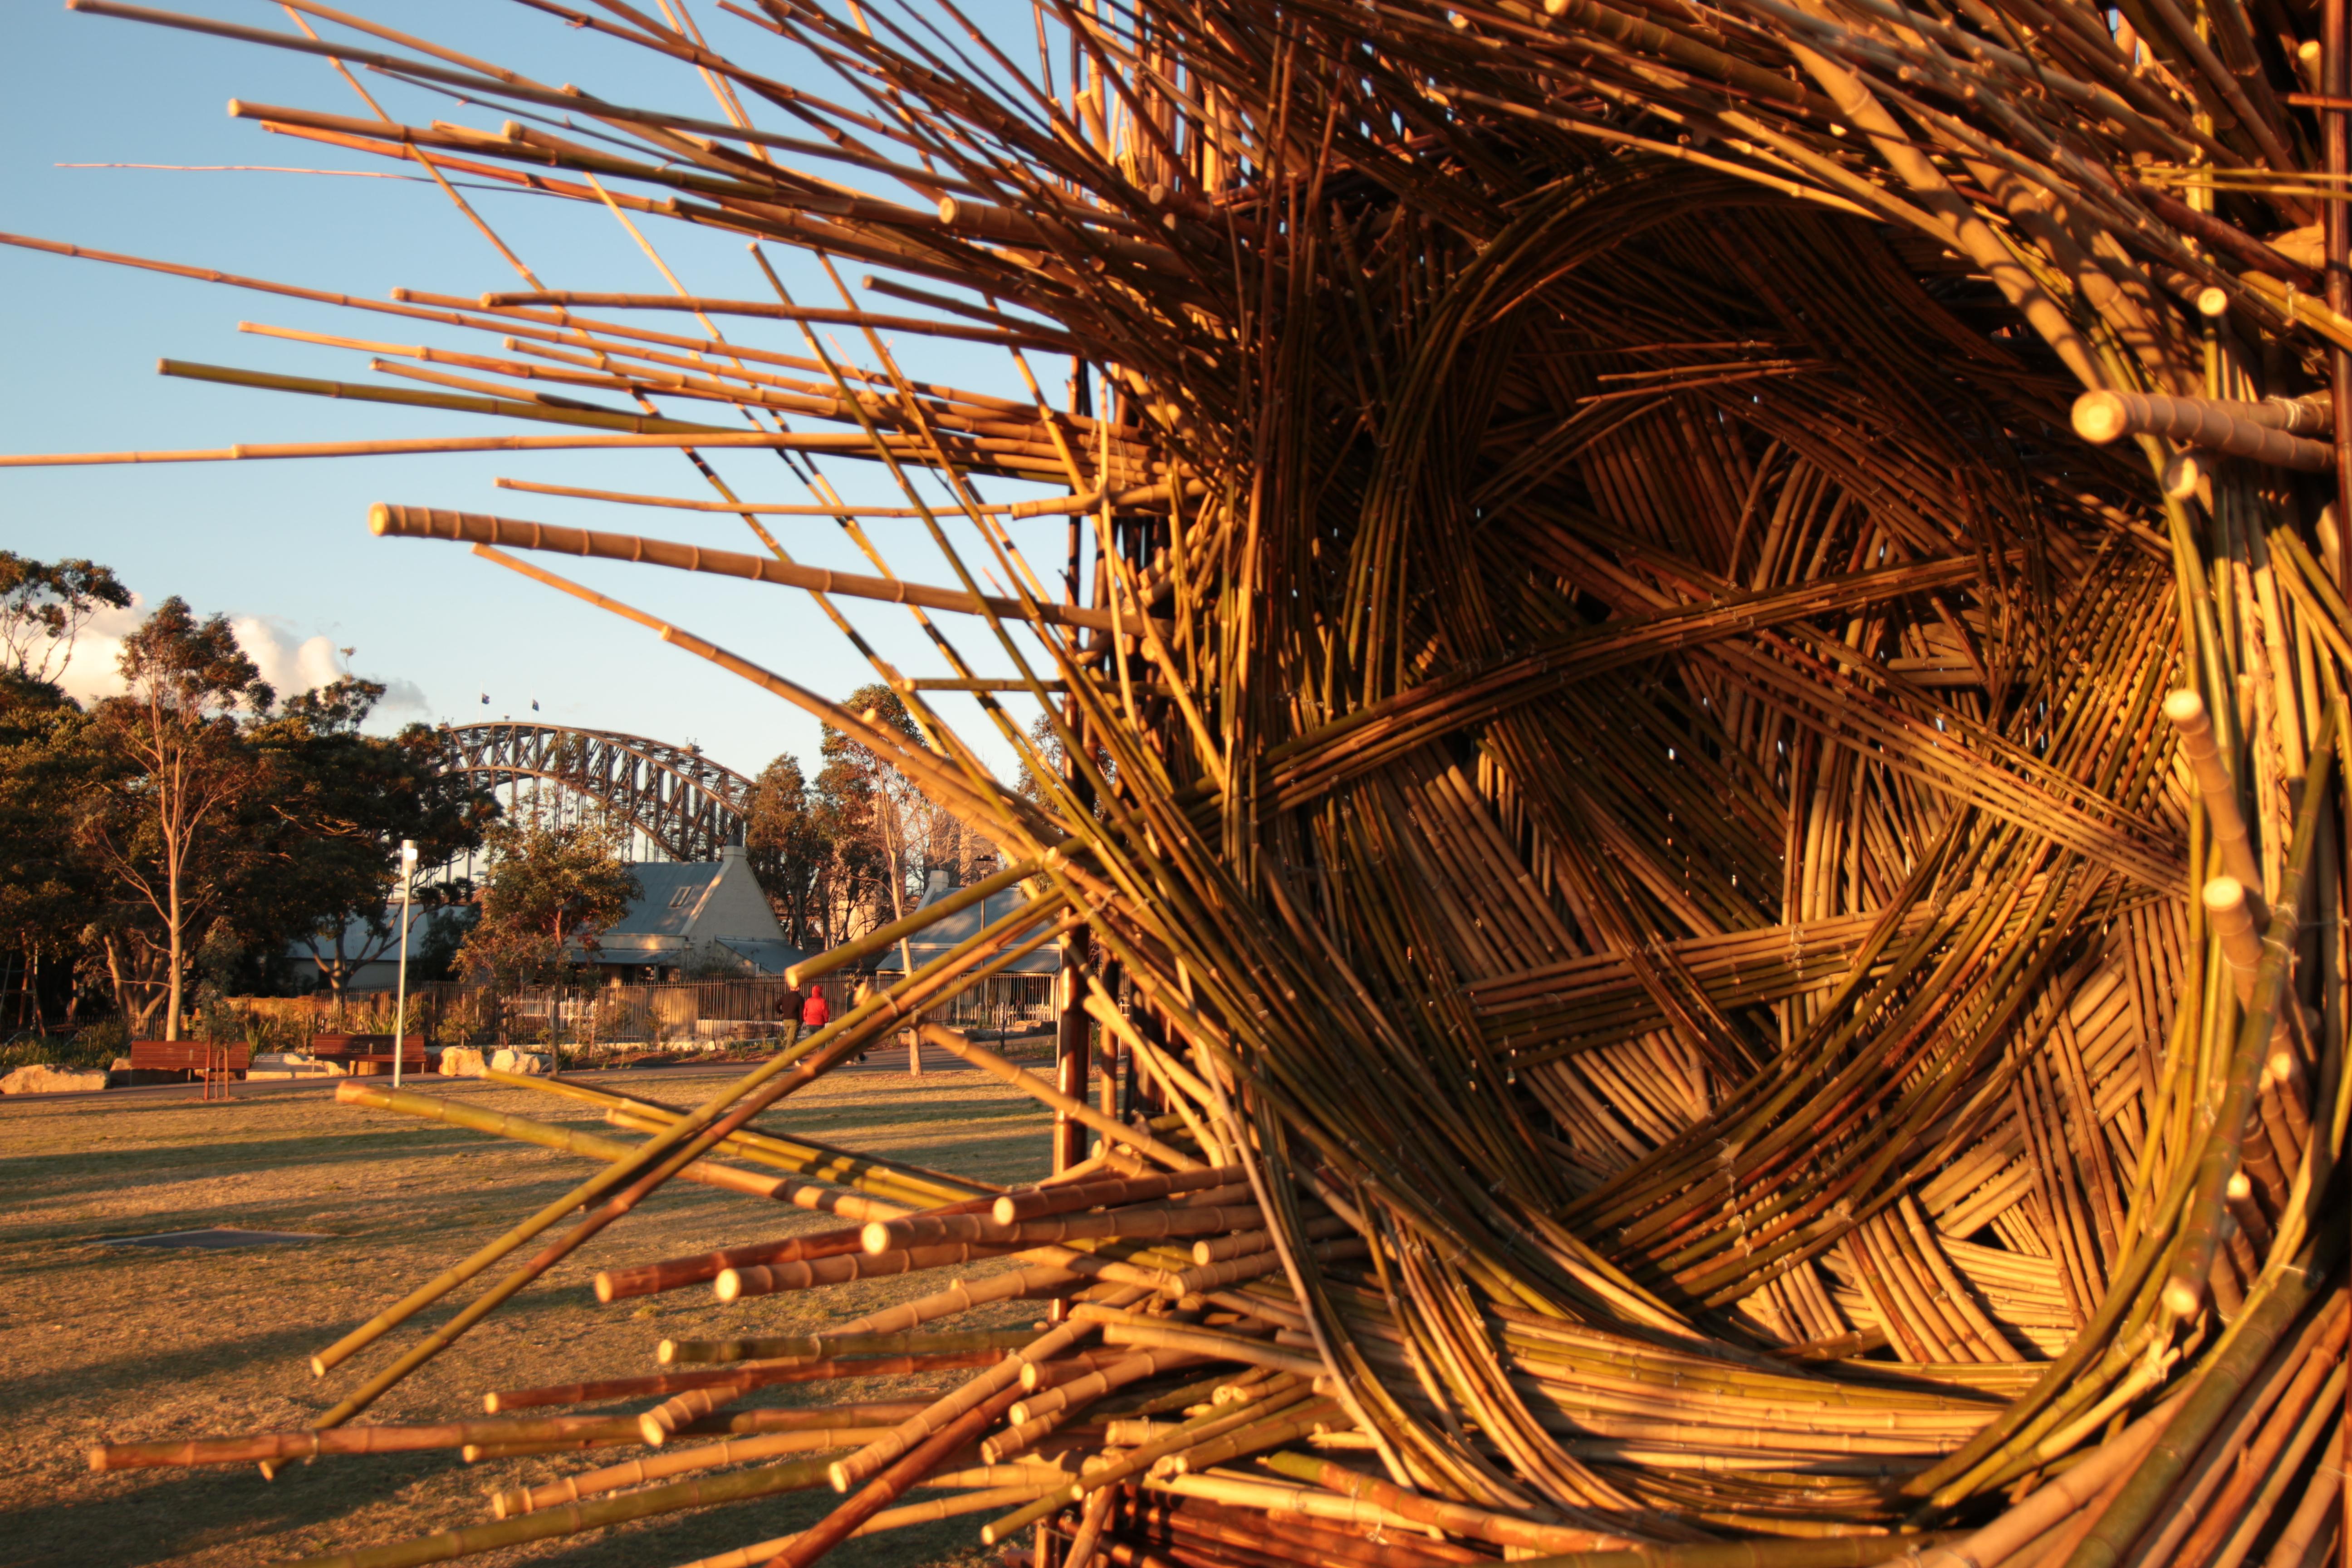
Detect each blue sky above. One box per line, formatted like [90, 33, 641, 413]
[1, 1, 1069, 782]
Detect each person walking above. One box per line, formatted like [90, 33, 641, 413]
[799, 984, 830, 1039]
[776, 982, 805, 1048]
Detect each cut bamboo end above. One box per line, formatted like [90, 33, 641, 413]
[979, 1489, 1072, 1545]
[2161, 1277, 2203, 1320]
[860, 1222, 894, 1254]
[656, 1339, 677, 1365]
[2162, 689, 2206, 729]
[2163, 452, 2205, 500]
[367, 501, 393, 536]
[2203, 878, 2264, 991]
[2200, 875, 2246, 912]
[714, 1270, 745, 1303]
[2072, 392, 2128, 444]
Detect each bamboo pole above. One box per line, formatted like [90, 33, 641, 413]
[919, 1023, 1204, 1169]
[369, 504, 1142, 634]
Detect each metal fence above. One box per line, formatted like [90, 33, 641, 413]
[230, 973, 1058, 1053]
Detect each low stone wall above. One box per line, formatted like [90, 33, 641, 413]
[0, 1063, 108, 1095]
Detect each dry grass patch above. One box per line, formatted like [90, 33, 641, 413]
[0, 1063, 1053, 1568]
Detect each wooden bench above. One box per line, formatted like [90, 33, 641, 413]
[309, 1034, 426, 1077]
[128, 1041, 252, 1099]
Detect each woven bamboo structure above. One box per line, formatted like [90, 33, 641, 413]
[24, 0, 2352, 1563]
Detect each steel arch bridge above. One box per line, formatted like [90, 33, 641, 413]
[445, 724, 755, 862]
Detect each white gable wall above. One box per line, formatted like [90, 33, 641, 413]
[684, 848, 788, 946]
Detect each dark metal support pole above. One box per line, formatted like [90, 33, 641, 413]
[2332, 0, 2352, 606]
[1096, 956, 1125, 1128]
[1051, 373, 1094, 1190]
[1053, 933, 1091, 1175]
[2330, 20, 2352, 1565]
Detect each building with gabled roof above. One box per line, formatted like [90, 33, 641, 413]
[882, 869, 1060, 975]
[569, 845, 805, 980]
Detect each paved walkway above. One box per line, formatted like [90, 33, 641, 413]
[0, 1035, 1049, 1112]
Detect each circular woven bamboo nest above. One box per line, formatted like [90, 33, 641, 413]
[29, 0, 2352, 1562]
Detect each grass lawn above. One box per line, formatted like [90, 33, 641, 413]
[0, 1060, 1054, 1568]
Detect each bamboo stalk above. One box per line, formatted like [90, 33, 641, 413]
[715, 1243, 1028, 1301]
[994, 1167, 1247, 1224]
[480, 1357, 985, 1412]
[92, 1414, 652, 1471]
[2164, 690, 2265, 893]
[273, 1452, 837, 1568]
[657, 1331, 1041, 1366]
[2072, 391, 2336, 470]
[369, 504, 1143, 634]
[916, 1023, 1202, 1170]
[490, 1428, 890, 1516]
[333, 1083, 788, 1202]
[668, 1485, 1058, 1568]
[772, 1383, 1027, 1567]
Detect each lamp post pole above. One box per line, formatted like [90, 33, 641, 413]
[393, 839, 418, 1088]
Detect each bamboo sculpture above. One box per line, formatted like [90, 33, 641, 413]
[23, 0, 2352, 1563]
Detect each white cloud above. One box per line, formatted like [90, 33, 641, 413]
[52, 597, 144, 707]
[230, 614, 346, 699]
[370, 677, 432, 722]
[48, 598, 429, 726]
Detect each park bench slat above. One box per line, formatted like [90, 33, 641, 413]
[128, 1042, 252, 1072]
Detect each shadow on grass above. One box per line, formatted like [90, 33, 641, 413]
[0, 1126, 517, 1193]
[0, 1183, 570, 1251]
[0, 1455, 1004, 1568]
[0, 1269, 621, 1425]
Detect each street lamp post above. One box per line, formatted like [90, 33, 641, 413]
[393, 839, 418, 1089]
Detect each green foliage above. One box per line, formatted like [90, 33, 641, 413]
[0, 569, 493, 1035]
[0, 673, 103, 1023]
[74, 598, 273, 1039]
[250, 680, 495, 995]
[1013, 710, 1061, 803]
[455, 814, 641, 986]
[817, 683, 982, 938]
[412, 903, 478, 985]
[745, 750, 831, 950]
[0, 552, 130, 687]
[0, 1023, 123, 1075]
[749, 685, 943, 953]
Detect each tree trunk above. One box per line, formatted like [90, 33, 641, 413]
[162, 780, 185, 1040]
[164, 899, 183, 1041]
[102, 935, 132, 1030]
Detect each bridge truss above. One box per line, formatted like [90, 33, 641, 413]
[445, 724, 754, 862]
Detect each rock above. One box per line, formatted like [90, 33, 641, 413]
[439, 1047, 487, 1078]
[247, 1053, 345, 1081]
[490, 1049, 553, 1076]
[1, 1064, 109, 1095]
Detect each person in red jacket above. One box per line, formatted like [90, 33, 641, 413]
[799, 986, 830, 1033]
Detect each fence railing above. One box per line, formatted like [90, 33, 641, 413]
[229, 973, 1058, 1053]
